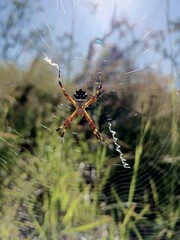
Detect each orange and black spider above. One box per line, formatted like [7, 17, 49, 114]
[55, 70, 106, 144]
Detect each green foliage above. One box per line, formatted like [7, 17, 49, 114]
[0, 62, 179, 239]
[0, 126, 111, 239]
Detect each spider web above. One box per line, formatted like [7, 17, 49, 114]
[0, 0, 180, 239]
[43, 53, 130, 169]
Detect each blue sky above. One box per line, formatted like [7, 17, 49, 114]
[31, 0, 178, 86]
[1, 0, 179, 85]
[38, 0, 179, 47]
[39, 0, 179, 33]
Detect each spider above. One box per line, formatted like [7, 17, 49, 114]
[55, 70, 106, 144]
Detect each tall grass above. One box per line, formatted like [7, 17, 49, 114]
[1, 118, 179, 239]
[0, 129, 112, 239]
[0, 63, 179, 239]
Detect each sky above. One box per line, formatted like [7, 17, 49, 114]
[1, 0, 179, 86]
[30, 0, 178, 86]
[39, 0, 179, 32]
[38, 0, 179, 46]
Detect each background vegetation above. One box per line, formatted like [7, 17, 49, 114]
[0, 1, 179, 239]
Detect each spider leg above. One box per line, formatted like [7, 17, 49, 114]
[84, 110, 106, 144]
[56, 110, 78, 139]
[58, 81, 76, 107]
[84, 77, 102, 109]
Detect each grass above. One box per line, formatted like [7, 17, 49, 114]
[0, 129, 112, 239]
[0, 64, 179, 239]
[0, 121, 179, 239]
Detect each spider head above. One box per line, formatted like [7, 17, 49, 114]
[74, 89, 87, 102]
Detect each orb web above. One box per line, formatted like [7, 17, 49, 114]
[0, 0, 179, 239]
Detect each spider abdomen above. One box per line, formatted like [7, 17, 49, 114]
[77, 107, 84, 116]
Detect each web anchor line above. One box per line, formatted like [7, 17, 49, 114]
[108, 122, 130, 169]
